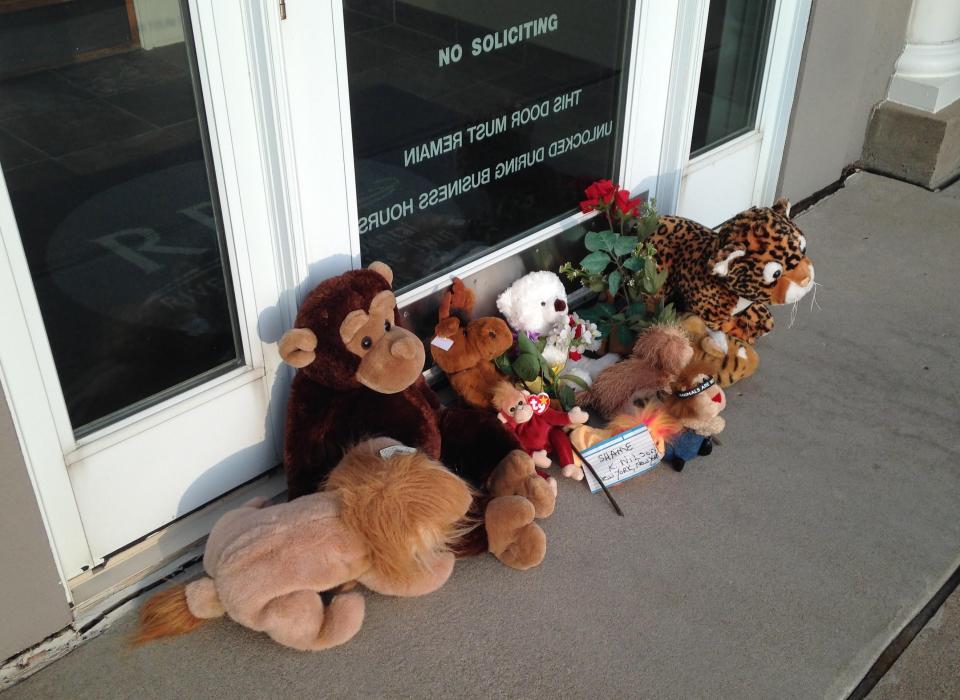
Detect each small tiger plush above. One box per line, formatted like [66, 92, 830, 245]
[679, 314, 758, 387]
[649, 198, 814, 344]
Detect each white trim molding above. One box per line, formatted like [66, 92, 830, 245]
[656, 0, 710, 215]
[753, 0, 814, 205]
[888, 0, 960, 113]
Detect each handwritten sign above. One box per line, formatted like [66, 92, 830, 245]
[580, 425, 662, 494]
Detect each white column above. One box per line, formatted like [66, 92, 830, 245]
[887, 0, 960, 113]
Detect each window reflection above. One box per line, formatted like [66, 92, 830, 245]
[0, 0, 241, 433]
[344, 0, 634, 291]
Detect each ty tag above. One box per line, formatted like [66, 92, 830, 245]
[379, 444, 418, 459]
[431, 336, 454, 351]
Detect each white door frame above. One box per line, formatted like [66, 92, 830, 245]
[657, 0, 812, 218]
[0, 0, 300, 587]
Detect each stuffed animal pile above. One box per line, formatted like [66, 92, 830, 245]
[496, 271, 620, 385]
[135, 196, 813, 653]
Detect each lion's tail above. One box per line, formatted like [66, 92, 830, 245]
[133, 578, 224, 644]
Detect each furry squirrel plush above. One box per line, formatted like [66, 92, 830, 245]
[649, 199, 815, 345]
[679, 314, 758, 387]
[658, 362, 727, 472]
[278, 263, 555, 570]
[491, 382, 589, 481]
[496, 270, 619, 384]
[578, 323, 693, 419]
[431, 277, 514, 409]
[135, 439, 473, 651]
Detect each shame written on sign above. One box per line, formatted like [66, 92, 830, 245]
[581, 424, 662, 494]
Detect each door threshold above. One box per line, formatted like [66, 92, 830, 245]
[68, 469, 286, 626]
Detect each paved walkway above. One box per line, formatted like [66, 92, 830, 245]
[6, 173, 960, 699]
[869, 586, 960, 699]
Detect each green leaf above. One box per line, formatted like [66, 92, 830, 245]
[598, 231, 617, 252]
[656, 302, 678, 325]
[513, 354, 540, 382]
[557, 384, 576, 412]
[624, 301, 647, 319]
[494, 353, 512, 374]
[597, 302, 618, 316]
[613, 235, 639, 257]
[608, 269, 622, 297]
[579, 251, 611, 275]
[636, 215, 658, 241]
[584, 231, 605, 252]
[559, 373, 590, 390]
[578, 302, 617, 324]
[642, 264, 659, 294]
[655, 267, 668, 289]
[539, 353, 554, 377]
[516, 331, 537, 355]
[622, 256, 643, 272]
[616, 324, 633, 348]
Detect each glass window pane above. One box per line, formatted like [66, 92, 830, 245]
[690, 0, 775, 157]
[0, 0, 242, 434]
[343, 0, 635, 292]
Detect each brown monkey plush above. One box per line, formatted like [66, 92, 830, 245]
[279, 263, 556, 570]
[431, 277, 514, 409]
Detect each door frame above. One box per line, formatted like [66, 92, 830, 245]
[657, 0, 813, 217]
[0, 0, 298, 589]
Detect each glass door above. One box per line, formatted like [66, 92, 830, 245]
[340, 0, 635, 294]
[0, 0, 286, 576]
[674, 0, 802, 225]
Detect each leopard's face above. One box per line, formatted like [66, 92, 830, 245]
[712, 201, 814, 305]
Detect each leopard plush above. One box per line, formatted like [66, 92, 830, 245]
[649, 198, 814, 344]
[679, 314, 758, 387]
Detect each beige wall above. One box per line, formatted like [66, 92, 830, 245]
[778, 0, 913, 202]
[0, 390, 70, 661]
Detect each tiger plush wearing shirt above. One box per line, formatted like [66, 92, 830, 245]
[649, 198, 814, 345]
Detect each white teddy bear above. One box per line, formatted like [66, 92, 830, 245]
[496, 271, 620, 386]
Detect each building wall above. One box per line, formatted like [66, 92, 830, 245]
[778, 0, 913, 202]
[0, 390, 70, 661]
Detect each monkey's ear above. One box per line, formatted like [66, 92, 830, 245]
[340, 309, 369, 344]
[369, 290, 396, 316]
[367, 261, 393, 287]
[279, 328, 318, 368]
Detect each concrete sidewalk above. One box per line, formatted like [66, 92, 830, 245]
[5, 172, 960, 699]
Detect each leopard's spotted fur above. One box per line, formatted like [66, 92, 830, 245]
[649, 199, 814, 343]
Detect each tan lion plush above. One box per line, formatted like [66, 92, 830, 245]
[134, 439, 473, 651]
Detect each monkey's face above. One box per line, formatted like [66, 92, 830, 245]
[339, 290, 425, 394]
[500, 392, 534, 424]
